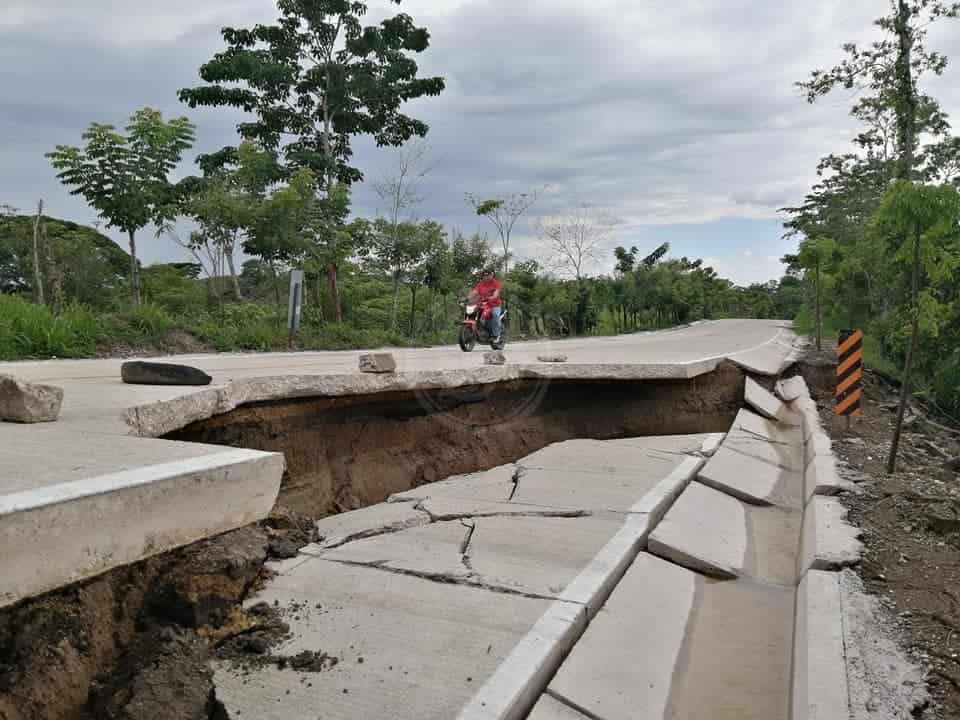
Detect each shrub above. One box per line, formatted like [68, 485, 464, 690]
[0, 295, 103, 359]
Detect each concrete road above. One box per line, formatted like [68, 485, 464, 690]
[0, 320, 798, 608]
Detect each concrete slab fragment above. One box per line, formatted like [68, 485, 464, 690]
[548, 553, 794, 720]
[549, 553, 696, 720]
[1, 448, 284, 607]
[698, 445, 803, 509]
[527, 694, 591, 720]
[648, 482, 747, 579]
[792, 570, 850, 720]
[305, 500, 430, 552]
[776, 376, 809, 403]
[745, 377, 800, 425]
[799, 496, 863, 576]
[649, 481, 801, 585]
[215, 560, 565, 720]
[519, 436, 704, 474]
[389, 464, 517, 503]
[730, 408, 802, 445]
[700, 432, 726, 456]
[805, 453, 851, 501]
[321, 512, 627, 600]
[722, 428, 804, 472]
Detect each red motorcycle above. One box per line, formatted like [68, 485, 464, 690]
[459, 295, 506, 352]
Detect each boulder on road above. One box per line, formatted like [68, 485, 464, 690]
[537, 353, 568, 363]
[0, 374, 64, 423]
[358, 353, 397, 374]
[121, 361, 212, 386]
[484, 351, 506, 366]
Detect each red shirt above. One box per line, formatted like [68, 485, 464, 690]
[474, 278, 502, 307]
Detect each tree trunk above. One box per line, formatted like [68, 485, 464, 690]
[43, 223, 63, 315]
[225, 234, 243, 301]
[815, 261, 822, 352]
[409, 284, 418, 338]
[128, 230, 141, 306]
[314, 268, 326, 325]
[390, 272, 401, 330]
[328, 264, 342, 323]
[887, 227, 923, 474]
[893, 0, 917, 181]
[32, 201, 45, 305]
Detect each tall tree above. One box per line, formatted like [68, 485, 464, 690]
[372, 141, 431, 328]
[872, 182, 960, 472]
[47, 108, 195, 305]
[179, 0, 445, 321]
[535, 205, 616, 281]
[466, 188, 541, 274]
[796, 237, 837, 352]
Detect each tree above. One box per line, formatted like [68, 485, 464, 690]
[47, 108, 195, 305]
[871, 181, 960, 473]
[614, 246, 638, 275]
[31, 201, 45, 306]
[466, 188, 541, 273]
[179, 0, 446, 322]
[372, 141, 431, 328]
[796, 237, 837, 351]
[535, 205, 616, 281]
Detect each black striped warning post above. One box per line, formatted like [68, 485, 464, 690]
[836, 329, 863, 417]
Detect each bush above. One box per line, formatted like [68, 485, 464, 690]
[0, 295, 104, 359]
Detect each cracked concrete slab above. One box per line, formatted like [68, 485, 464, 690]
[527, 693, 592, 719]
[745, 377, 801, 425]
[697, 445, 803, 509]
[799, 496, 863, 576]
[721, 427, 804, 472]
[304, 501, 430, 553]
[520, 435, 718, 472]
[545, 552, 794, 720]
[804, 453, 852, 501]
[730, 408, 802, 445]
[648, 481, 801, 585]
[214, 560, 566, 720]
[389, 464, 518, 504]
[776, 376, 809, 403]
[319, 513, 629, 600]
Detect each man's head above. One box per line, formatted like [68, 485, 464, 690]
[480, 269, 495, 281]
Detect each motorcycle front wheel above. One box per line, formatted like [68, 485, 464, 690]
[458, 325, 477, 352]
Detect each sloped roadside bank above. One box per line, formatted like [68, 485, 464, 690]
[802, 357, 960, 719]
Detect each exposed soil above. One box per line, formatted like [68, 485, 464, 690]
[167, 366, 745, 518]
[0, 518, 312, 720]
[801, 356, 960, 719]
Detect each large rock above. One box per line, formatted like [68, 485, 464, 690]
[483, 351, 506, 366]
[358, 353, 397, 374]
[121, 361, 212, 386]
[0, 375, 63, 423]
[537, 353, 568, 363]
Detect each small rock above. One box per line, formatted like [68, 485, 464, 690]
[483, 351, 506, 366]
[121, 361, 212, 386]
[268, 539, 301, 560]
[0, 374, 63, 423]
[536, 353, 567, 363]
[358, 353, 397, 374]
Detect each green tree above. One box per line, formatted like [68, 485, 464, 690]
[179, 0, 445, 321]
[871, 181, 960, 472]
[796, 237, 837, 351]
[47, 108, 195, 305]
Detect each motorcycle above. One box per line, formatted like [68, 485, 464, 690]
[458, 296, 506, 352]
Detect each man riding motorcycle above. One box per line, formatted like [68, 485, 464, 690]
[471, 269, 503, 345]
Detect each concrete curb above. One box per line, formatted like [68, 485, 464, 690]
[0, 449, 284, 608]
[455, 456, 704, 720]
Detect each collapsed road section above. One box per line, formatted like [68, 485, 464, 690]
[0, 320, 821, 718]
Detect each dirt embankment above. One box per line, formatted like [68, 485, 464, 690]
[2, 366, 746, 720]
[801, 357, 960, 719]
[167, 367, 744, 518]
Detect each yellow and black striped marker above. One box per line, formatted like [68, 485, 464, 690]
[836, 329, 863, 417]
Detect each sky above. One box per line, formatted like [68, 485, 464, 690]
[3, 0, 960, 286]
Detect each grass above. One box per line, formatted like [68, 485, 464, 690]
[0, 295, 106, 359]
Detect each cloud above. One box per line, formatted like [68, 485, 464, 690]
[2, 0, 960, 285]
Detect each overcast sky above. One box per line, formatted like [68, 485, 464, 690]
[3, 0, 960, 285]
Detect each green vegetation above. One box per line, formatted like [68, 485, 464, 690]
[786, 0, 960, 471]
[1, 0, 800, 362]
